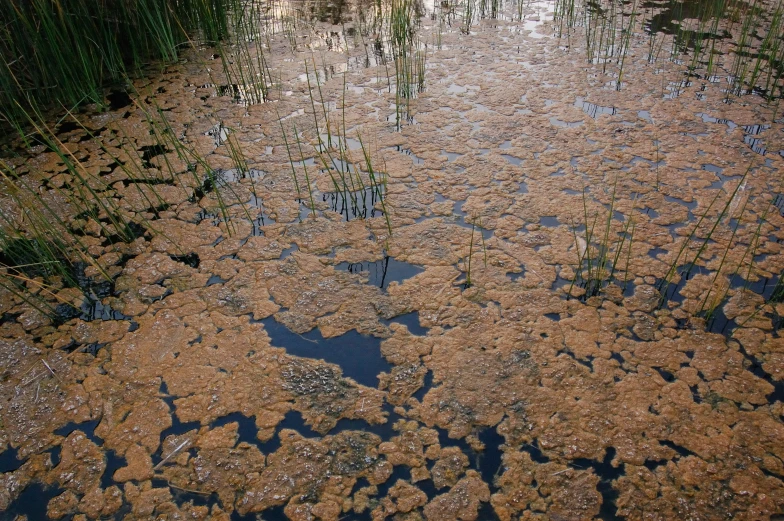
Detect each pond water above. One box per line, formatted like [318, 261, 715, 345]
[1, 0, 784, 519]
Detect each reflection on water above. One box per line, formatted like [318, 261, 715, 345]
[323, 185, 385, 220]
[575, 96, 616, 118]
[335, 256, 425, 289]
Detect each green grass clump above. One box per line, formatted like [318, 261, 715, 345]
[0, 0, 244, 124]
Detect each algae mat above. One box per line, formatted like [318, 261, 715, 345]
[1, 0, 784, 519]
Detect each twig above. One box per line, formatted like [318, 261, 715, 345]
[153, 439, 191, 470]
[41, 359, 63, 384]
[167, 482, 212, 495]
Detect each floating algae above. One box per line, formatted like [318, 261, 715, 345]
[1, 0, 784, 518]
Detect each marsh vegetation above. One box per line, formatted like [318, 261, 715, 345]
[0, 0, 783, 519]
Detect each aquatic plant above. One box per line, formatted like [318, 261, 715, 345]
[658, 164, 752, 308]
[555, 0, 784, 107]
[568, 182, 636, 299]
[17, 107, 143, 244]
[304, 57, 335, 150]
[294, 126, 318, 219]
[615, 0, 638, 88]
[177, 0, 233, 43]
[0, 128, 123, 318]
[279, 116, 303, 198]
[293, 65, 390, 226]
[0, 0, 247, 123]
[463, 0, 476, 33]
[278, 113, 317, 220]
[464, 220, 476, 288]
[215, 1, 272, 105]
[390, 0, 418, 50]
[696, 196, 762, 321]
[0, 76, 279, 318]
[462, 216, 488, 289]
[357, 133, 392, 234]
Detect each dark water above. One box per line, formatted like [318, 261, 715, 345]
[261, 316, 394, 388]
[0, 447, 22, 473]
[323, 186, 385, 221]
[2, 482, 59, 521]
[334, 256, 424, 290]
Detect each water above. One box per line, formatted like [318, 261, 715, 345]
[334, 256, 424, 290]
[501, 154, 524, 166]
[550, 117, 583, 128]
[574, 97, 617, 118]
[323, 186, 385, 221]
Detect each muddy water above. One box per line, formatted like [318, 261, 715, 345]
[2, 0, 784, 519]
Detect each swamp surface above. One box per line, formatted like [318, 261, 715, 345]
[1, 0, 784, 519]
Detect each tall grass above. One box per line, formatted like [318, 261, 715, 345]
[215, 1, 272, 104]
[555, 0, 784, 105]
[0, 0, 244, 124]
[657, 164, 752, 307]
[568, 182, 637, 299]
[462, 216, 488, 289]
[0, 89, 263, 318]
[386, 0, 427, 129]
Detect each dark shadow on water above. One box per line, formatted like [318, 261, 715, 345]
[54, 419, 102, 442]
[232, 505, 288, 521]
[211, 410, 321, 454]
[153, 477, 223, 508]
[107, 90, 132, 110]
[653, 367, 676, 383]
[411, 369, 434, 401]
[242, 311, 503, 517]
[102, 450, 128, 489]
[48, 445, 61, 467]
[52, 420, 128, 490]
[660, 439, 696, 458]
[79, 297, 129, 322]
[476, 428, 505, 488]
[521, 440, 550, 464]
[6, 308, 504, 521]
[258, 311, 426, 389]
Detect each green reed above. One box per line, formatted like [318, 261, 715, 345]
[465, 220, 476, 288]
[568, 181, 636, 299]
[294, 126, 318, 219]
[216, 1, 271, 105]
[357, 134, 391, 234]
[559, 0, 783, 108]
[462, 216, 488, 289]
[658, 165, 751, 307]
[0, 0, 245, 124]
